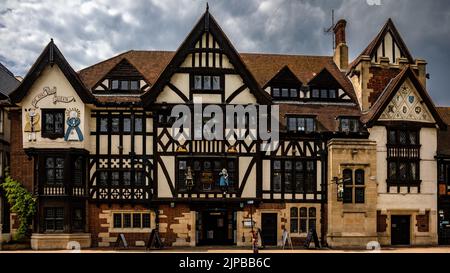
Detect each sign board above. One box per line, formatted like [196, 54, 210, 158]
[243, 219, 254, 228]
[114, 233, 128, 249]
[304, 229, 320, 249]
[146, 229, 163, 250]
[281, 229, 293, 250]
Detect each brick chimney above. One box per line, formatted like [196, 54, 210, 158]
[333, 19, 349, 71]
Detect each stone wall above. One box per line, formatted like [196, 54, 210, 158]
[327, 139, 378, 248]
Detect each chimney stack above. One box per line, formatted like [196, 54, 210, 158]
[333, 19, 349, 71]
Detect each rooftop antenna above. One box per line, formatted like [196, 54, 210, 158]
[324, 9, 335, 50]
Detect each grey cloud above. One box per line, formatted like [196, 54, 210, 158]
[0, 0, 449, 105]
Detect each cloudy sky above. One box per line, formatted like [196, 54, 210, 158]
[0, 0, 449, 105]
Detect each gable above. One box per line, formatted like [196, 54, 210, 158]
[379, 78, 434, 123]
[141, 9, 271, 105]
[349, 19, 414, 71]
[10, 40, 94, 104]
[264, 66, 302, 88]
[92, 58, 150, 93]
[362, 67, 446, 129]
[308, 68, 353, 101]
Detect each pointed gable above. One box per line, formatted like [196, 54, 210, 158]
[308, 68, 354, 102]
[92, 58, 150, 93]
[10, 40, 95, 104]
[362, 67, 446, 129]
[264, 66, 302, 88]
[349, 18, 414, 70]
[141, 8, 271, 105]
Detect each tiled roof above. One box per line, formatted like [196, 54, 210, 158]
[279, 103, 362, 132]
[78, 50, 174, 90]
[78, 51, 358, 103]
[0, 62, 20, 96]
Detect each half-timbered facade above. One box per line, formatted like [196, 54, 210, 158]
[5, 8, 447, 249]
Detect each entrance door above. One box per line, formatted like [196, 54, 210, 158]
[391, 215, 411, 245]
[198, 210, 234, 245]
[261, 213, 278, 246]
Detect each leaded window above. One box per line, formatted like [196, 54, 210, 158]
[291, 207, 317, 234]
[343, 169, 365, 204]
[44, 207, 64, 232]
[42, 109, 65, 139]
[272, 160, 316, 194]
[112, 213, 151, 229]
[387, 128, 421, 186]
[287, 116, 316, 133]
[45, 157, 64, 185]
[340, 118, 360, 133]
[176, 158, 236, 192]
[192, 75, 223, 91]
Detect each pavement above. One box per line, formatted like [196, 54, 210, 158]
[2, 246, 450, 253]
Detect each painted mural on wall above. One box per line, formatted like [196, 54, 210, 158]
[25, 86, 83, 142]
[64, 108, 84, 141]
[31, 86, 76, 108]
[24, 108, 41, 141]
[380, 83, 434, 123]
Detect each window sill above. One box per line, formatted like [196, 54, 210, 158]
[110, 228, 152, 233]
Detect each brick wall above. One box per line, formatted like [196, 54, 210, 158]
[9, 109, 34, 192]
[367, 67, 401, 106]
[158, 204, 193, 246]
[88, 203, 155, 247]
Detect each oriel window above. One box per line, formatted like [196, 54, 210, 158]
[45, 157, 64, 185]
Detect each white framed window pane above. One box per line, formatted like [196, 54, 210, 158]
[194, 75, 202, 89]
[212, 76, 221, 90]
[203, 76, 211, 90]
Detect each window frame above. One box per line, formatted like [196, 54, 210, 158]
[176, 157, 237, 192]
[112, 212, 152, 230]
[386, 127, 421, 187]
[190, 74, 224, 92]
[290, 207, 317, 234]
[343, 169, 366, 204]
[339, 117, 361, 133]
[286, 116, 317, 134]
[42, 108, 65, 139]
[44, 207, 65, 232]
[271, 159, 317, 195]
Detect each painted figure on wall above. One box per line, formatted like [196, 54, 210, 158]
[24, 108, 41, 142]
[185, 166, 194, 191]
[219, 168, 229, 194]
[64, 108, 83, 141]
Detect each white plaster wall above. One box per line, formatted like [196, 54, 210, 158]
[262, 160, 271, 191]
[20, 64, 90, 150]
[371, 125, 438, 211]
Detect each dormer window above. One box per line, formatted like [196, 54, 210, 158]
[339, 117, 361, 133]
[311, 88, 337, 100]
[272, 87, 299, 100]
[287, 116, 316, 133]
[192, 74, 222, 91]
[111, 79, 140, 91]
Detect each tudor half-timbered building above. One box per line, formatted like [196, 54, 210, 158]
[4, 7, 447, 249]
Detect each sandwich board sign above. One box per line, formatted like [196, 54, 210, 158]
[304, 229, 320, 249]
[282, 229, 293, 250]
[114, 233, 128, 249]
